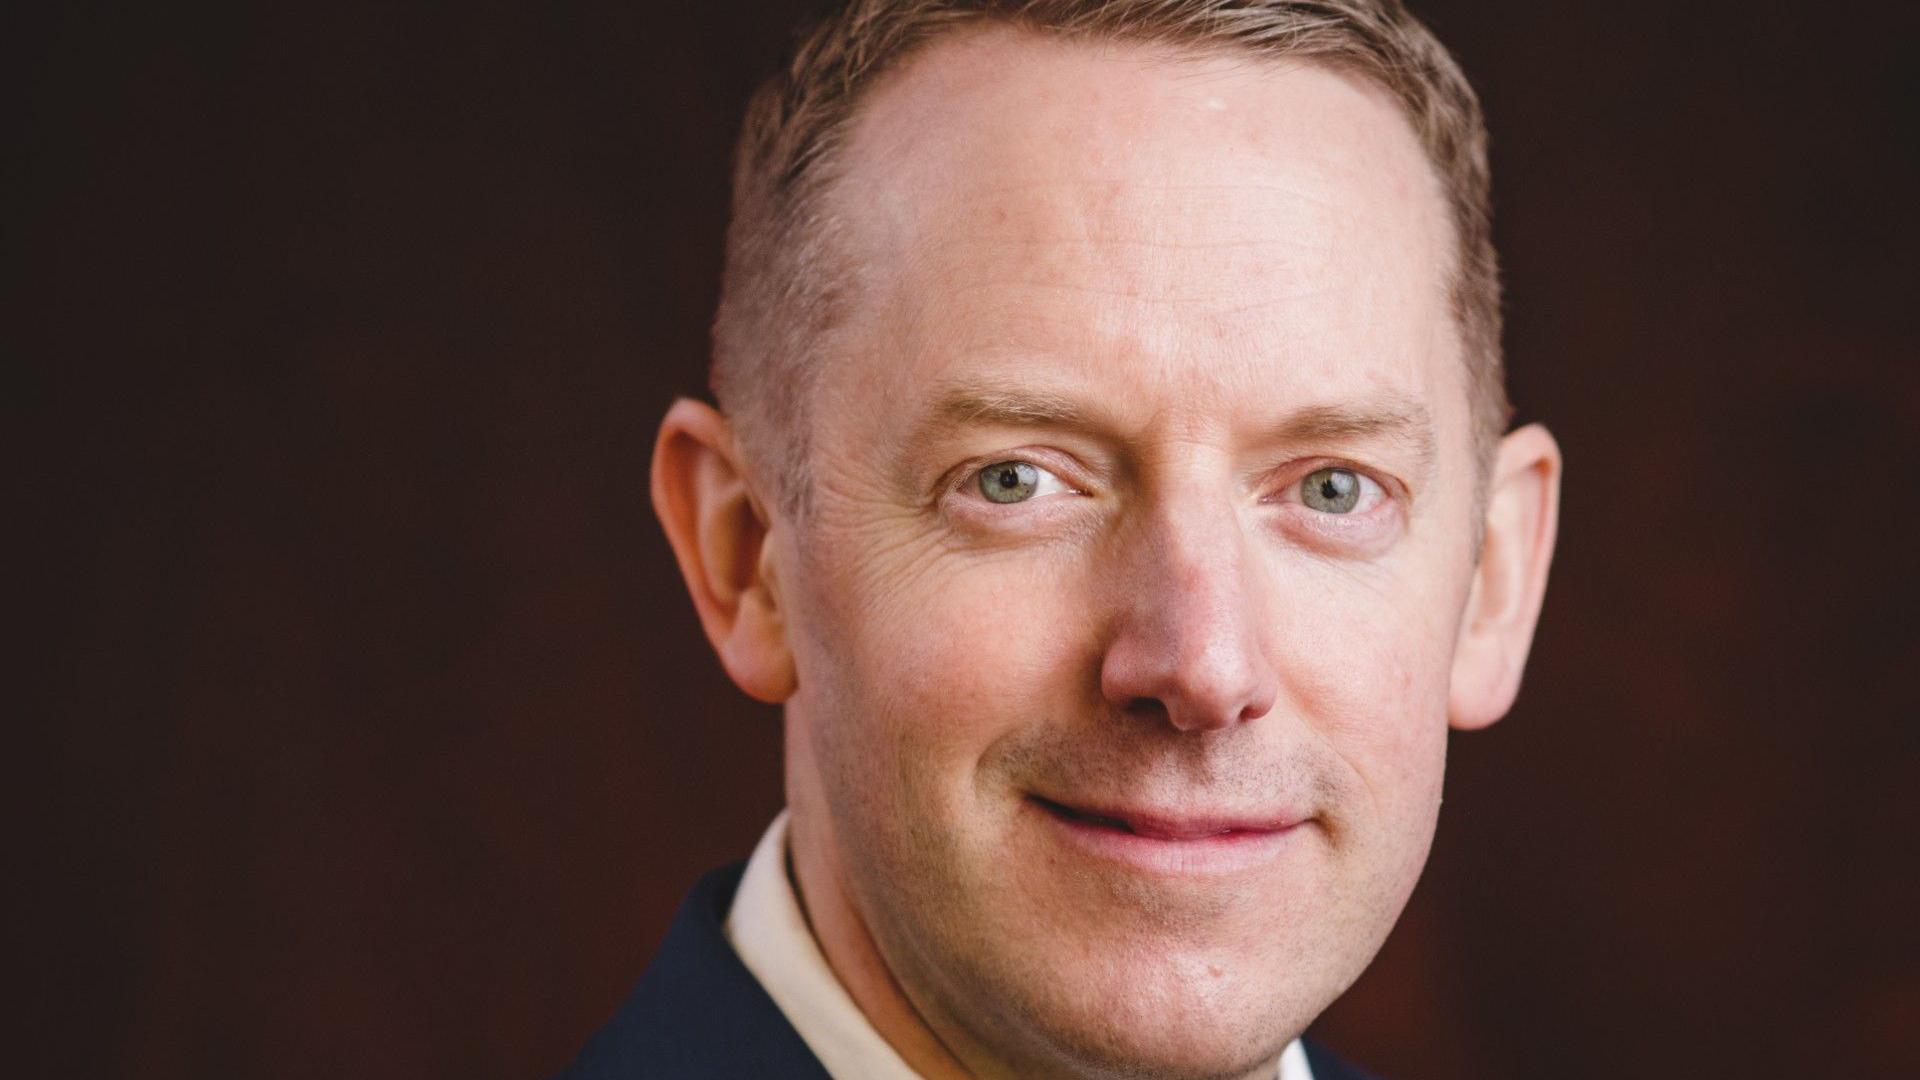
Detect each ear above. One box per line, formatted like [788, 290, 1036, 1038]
[650, 398, 797, 704]
[1448, 423, 1562, 731]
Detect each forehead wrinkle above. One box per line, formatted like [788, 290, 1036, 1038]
[935, 180, 1345, 265]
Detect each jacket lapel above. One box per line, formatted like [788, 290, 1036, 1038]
[561, 864, 832, 1079]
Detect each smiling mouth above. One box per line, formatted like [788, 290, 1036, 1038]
[1030, 795, 1296, 842]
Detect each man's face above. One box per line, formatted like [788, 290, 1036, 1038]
[776, 29, 1481, 1078]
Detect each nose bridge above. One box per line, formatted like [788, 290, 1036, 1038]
[1100, 475, 1277, 731]
[1152, 484, 1251, 632]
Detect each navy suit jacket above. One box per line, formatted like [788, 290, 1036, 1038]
[563, 864, 1378, 1079]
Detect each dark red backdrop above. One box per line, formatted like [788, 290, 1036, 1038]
[19, 1, 1918, 1076]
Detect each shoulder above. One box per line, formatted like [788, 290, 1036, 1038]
[558, 864, 831, 1080]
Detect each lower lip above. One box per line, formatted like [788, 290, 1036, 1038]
[1031, 799, 1304, 877]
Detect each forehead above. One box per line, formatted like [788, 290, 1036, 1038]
[820, 26, 1463, 443]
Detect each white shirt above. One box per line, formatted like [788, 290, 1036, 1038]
[725, 811, 1314, 1080]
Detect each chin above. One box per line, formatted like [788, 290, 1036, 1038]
[888, 812, 1369, 1079]
[969, 938, 1325, 1080]
[1017, 992, 1302, 1080]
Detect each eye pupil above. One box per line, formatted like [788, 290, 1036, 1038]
[979, 461, 1041, 503]
[1301, 467, 1362, 513]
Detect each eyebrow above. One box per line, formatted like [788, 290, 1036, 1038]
[1266, 399, 1438, 472]
[917, 378, 1438, 473]
[928, 382, 1103, 432]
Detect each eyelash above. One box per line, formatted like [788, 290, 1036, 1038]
[948, 456, 1081, 502]
[1264, 461, 1392, 511]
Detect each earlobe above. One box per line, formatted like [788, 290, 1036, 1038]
[1448, 423, 1562, 731]
[651, 398, 798, 704]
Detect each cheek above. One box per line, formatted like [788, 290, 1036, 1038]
[1271, 567, 1455, 819]
[797, 542, 1098, 801]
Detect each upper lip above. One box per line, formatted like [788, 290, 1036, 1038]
[1032, 794, 1304, 840]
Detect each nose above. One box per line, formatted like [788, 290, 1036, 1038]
[1098, 498, 1279, 733]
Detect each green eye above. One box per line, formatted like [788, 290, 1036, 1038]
[979, 461, 1040, 503]
[1301, 467, 1362, 513]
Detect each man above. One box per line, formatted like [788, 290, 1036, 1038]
[567, 0, 1560, 1076]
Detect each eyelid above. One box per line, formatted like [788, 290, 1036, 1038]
[945, 453, 1083, 502]
[1262, 460, 1394, 508]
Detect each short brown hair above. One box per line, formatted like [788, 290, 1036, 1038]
[711, 0, 1510, 514]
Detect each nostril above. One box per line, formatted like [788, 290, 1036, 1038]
[1097, 579, 1276, 732]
